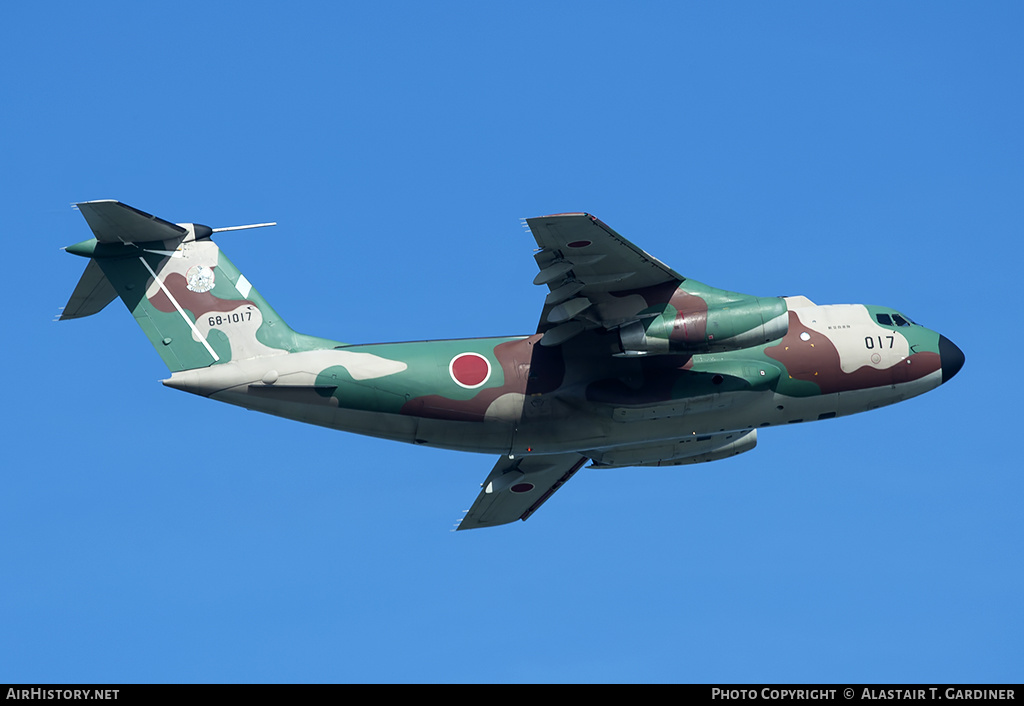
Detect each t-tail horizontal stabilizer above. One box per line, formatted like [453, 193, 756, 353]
[58, 259, 117, 320]
[60, 200, 335, 374]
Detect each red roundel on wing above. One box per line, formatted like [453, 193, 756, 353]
[510, 483, 535, 494]
[449, 353, 491, 388]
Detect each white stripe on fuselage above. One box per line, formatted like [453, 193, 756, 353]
[138, 256, 220, 362]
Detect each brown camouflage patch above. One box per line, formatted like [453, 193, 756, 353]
[149, 272, 257, 318]
[766, 312, 941, 394]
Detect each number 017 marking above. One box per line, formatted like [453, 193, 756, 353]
[865, 335, 894, 349]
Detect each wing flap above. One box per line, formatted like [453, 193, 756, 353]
[457, 453, 588, 530]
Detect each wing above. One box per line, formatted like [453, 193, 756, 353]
[457, 453, 588, 530]
[525, 213, 684, 346]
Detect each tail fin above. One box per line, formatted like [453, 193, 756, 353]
[61, 200, 339, 373]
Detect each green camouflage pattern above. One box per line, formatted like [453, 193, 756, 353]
[61, 202, 964, 530]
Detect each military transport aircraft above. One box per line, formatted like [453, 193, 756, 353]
[60, 201, 964, 530]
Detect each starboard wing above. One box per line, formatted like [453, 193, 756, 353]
[457, 453, 588, 530]
[524, 213, 684, 346]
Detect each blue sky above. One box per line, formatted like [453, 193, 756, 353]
[2, 2, 1020, 683]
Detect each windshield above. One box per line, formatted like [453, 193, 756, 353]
[875, 311, 917, 327]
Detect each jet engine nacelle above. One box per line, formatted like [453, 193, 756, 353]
[618, 297, 788, 355]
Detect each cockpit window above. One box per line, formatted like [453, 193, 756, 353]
[876, 312, 915, 327]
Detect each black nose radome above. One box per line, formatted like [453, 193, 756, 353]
[939, 335, 965, 384]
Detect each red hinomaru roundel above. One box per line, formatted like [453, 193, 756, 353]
[449, 352, 491, 389]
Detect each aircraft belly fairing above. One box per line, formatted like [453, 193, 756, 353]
[61, 201, 965, 530]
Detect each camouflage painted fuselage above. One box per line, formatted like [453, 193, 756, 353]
[62, 202, 964, 528]
[162, 296, 951, 464]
